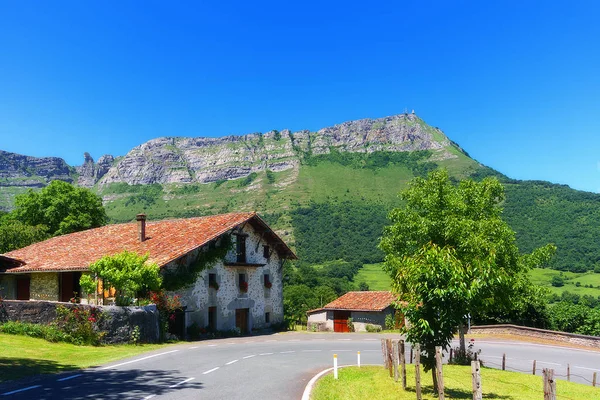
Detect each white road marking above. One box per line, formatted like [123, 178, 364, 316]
[312, 339, 325, 341]
[100, 350, 179, 370]
[538, 361, 562, 366]
[189, 346, 199, 349]
[143, 395, 156, 400]
[203, 367, 220, 375]
[226, 359, 239, 365]
[338, 339, 351, 341]
[280, 351, 295, 354]
[1, 385, 41, 396]
[573, 365, 600, 372]
[302, 350, 322, 352]
[330, 350, 352, 352]
[169, 377, 194, 388]
[265, 340, 277, 342]
[243, 355, 256, 359]
[364, 338, 377, 341]
[208, 344, 218, 347]
[259, 352, 274, 356]
[57, 374, 82, 382]
[288, 339, 300, 342]
[245, 341, 253, 343]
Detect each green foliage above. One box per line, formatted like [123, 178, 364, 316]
[365, 324, 381, 333]
[358, 281, 369, 291]
[551, 275, 565, 287]
[12, 180, 107, 236]
[347, 317, 355, 332]
[273, 130, 281, 140]
[266, 169, 275, 184]
[304, 148, 437, 176]
[161, 235, 232, 291]
[291, 201, 387, 266]
[0, 221, 49, 253]
[238, 172, 258, 187]
[380, 170, 552, 370]
[86, 251, 162, 306]
[502, 181, 600, 272]
[385, 313, 395, 330]
[123, 184, 163, 208]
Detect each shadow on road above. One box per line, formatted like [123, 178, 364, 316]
[0, 358, 78, 383]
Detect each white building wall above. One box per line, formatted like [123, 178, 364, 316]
[172, 223, 284, 332]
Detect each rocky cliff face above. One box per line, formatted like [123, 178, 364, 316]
[76, 153, 114, 187]
[97, 113, 454, 187]
[0, 150, 73, 187]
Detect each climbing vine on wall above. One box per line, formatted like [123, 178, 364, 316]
[162, 234, 233, 291]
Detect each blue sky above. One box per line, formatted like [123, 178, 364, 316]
[1, 1, 599, 192]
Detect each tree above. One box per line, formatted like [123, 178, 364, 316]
[12, 180, 107, 236]
[0, 221, 49, 253]
[379, 169, 554, 385]
[551, 275, 565, 287]
[82, 251, 162, 306]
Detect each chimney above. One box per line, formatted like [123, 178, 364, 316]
[136, 214, 147, 242]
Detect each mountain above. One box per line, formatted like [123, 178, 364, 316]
[1, 112, 599, 272]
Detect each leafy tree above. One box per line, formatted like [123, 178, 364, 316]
[82, 251, 162, 306]
[551, 275, 565, 287]
[12, 180, 107, 236]
[0, 221, 49, 253]
[379, 169, 554, 383]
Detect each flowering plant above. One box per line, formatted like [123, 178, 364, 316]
[264, 281, 272, 289]
[209, 281, 220, 290]
[239, 281, 248, 292]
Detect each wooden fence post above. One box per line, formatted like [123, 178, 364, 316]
[593, 372, 597, 387]
[381, 339, 388, 368]
[532, 360, 536, 375]
[399, 340, 407, 390]
[410, 346, 413, 363]
[502, 353, 506, 371]
[392, 340, 399, 382]
[387, 339, 394, 377]
[543, 369, 556, 400]
[435, 346, 445, 400]
[567, 364, 570, 382]
[471, 360, 482, 400]
[414, 345, 422, 400]
[449, 348, 453, 363]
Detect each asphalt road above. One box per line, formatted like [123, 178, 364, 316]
[2, 333, 600, 399]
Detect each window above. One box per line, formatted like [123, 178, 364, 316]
[236, 234, 247, 263]
[265, 312, 270, 324]
[264, 274, 272, 288]
[239, 273, 248, 292]
[208, 273, 218, 290]
[263, 245, 270, 259]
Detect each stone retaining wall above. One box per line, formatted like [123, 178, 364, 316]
[0, 300, 160, 344]
[470, 324, 600, 348]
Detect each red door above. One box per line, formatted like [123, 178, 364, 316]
[16, 277, 30, 300]
[333, 311, 351, 332]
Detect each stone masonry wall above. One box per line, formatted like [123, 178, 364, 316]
[471, 324, 600, 348]
[30, 273, 59, 301]
[174, 223, 284, 332]
[0, 300, 160, 343]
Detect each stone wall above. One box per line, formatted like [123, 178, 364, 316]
[175, 223, 284, 332]
[30, 273, 59, 301]
[0, 300, 160, 344]
[470, 324, 600, 348]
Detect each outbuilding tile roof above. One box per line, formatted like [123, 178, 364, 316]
[320, 291, 397, 312]
[3, 212, 295, 273]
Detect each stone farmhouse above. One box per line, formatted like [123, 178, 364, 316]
[0, 212, 296, 333]
[307, 291, 400, 332]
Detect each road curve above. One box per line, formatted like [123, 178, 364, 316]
[2, 332, 600, 399]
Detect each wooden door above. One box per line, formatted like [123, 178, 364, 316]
[60, 272, 81, 302]
[235, 308, 249, 333]
[16, 276, 30, 300]
[333, 311, 351, 332]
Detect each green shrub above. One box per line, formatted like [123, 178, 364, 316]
[54, 305, 105, 346]
[385, 313, 395, 330]
[365, 324, 381, 333]
[551, 275, 565, 287]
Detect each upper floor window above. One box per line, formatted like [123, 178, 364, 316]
[208, 273, 218, 290]
[236, 234, 247, 263]
[263, 245, 270, 260]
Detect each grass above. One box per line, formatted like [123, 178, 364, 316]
[529, 267, 600, 296]
[0, 333, 170, 382]
[355, 263, 391, 291]
[311, 365, 598, 400]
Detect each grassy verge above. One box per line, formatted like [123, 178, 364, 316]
[311, 365, 597, 400]
[0, 333, 170, 382]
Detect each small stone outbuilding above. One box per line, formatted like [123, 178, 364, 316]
[307, 291, 401, 332]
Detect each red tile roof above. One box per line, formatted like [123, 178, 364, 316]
[3, 212, 296, 273]
[319, 291, 397, 312]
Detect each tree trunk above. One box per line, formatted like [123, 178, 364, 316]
[459, 323, 466, 355]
